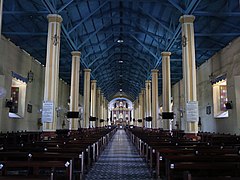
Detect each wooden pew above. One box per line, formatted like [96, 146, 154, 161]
[0, 161, 71, 179]
[0, 151, 84, 180]
[0, 127, 117, 179]
[126, 127, 240, 179]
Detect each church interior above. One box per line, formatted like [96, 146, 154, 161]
[0, 0, 240, 179]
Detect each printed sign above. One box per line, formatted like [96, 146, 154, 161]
[42, 101, 54, 123]
[186, 101, 199, 122]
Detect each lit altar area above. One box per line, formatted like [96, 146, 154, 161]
[109, 98, 133, 126]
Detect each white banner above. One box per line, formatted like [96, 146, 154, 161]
[186, 101, 199, 122]
[42, 101, 54, 123]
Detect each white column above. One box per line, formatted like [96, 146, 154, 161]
[105, 99, 108, 126]
[132, 103, 135, 126]
[101, 93, 104, 127]
[161, 52, 172, 130]
[152, 69, 159, 129]
[108, 106, 111, 126]
[0, 0, 3, 34]
[69, 51, 81, 130]
[141, 88, 145, 127]
[96, 88, 101, 127]
[131, 108, 134, 125]
[138, 92, 143, 127]
[103, 97, 107, 126]
[135, 98, 139, 126]
[111, 110, 113, 124]
[180, 15, 198, 134]
[43, 14, 63, 131]
[83, 69, 91, 128]
[145, 80, 151, 128]
[90, 80, 97, 128]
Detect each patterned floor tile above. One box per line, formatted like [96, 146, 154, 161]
[85, 129, 154, 180]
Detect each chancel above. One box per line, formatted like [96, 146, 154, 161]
[0, 0, 240, 179]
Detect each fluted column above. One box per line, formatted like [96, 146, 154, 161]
[83, 69, 91, 128]
[90, 80, 97, 128]
[180, 15, 198, 134]
[141, 88, 145, 127]
[131, 106, 134, 125]
[103, 97, 107, 126]
[100, 93, 104, 127]
[152, 69, 159, 129]
[145, 80, 151, 128]
[135, 98, 139, 126]
[108, 105, 111, 126]
[0, 0, 3, 34]
[161, 52, 172, 130]
[138, 92, 143, 127]
[105, 99, 108, 126]
[96, 88, 101, 127]
[69, 51, 81, 130]
[43, 14, 63, 131]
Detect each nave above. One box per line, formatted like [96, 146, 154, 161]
[85, 129, 153, 180]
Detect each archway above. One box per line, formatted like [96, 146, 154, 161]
[109, 97, 133, 127]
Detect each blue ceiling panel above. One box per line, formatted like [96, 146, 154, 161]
[2, 0, 240, 101]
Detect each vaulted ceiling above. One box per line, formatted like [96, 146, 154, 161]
[2, 0, 240, 101]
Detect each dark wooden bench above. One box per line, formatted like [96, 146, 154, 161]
[127, 127, 240, 179]
[0, 160, 71, 180]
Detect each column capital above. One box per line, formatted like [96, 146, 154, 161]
[161, 52, 171, 57]
[47, 14, 63, 23]
[97, 87, 101, 91]
[91, 80, 97, 83]
[84, 69, 91, 72]
[179, 15, 195, 24]
[71, 51, 81, 57]
[145, 80, 151, 83]
[141, 88, 145, 91]
[151, 69, 159, 73]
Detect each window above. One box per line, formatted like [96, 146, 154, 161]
[8, 78, 27, 118]
[213, 79, 229, 118]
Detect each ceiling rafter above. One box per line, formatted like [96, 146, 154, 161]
[151, 0, 202, 74]
[167, 0, 184, 13]
[3, 0, 240, 100]
[41, 0, 94, 79]
[68, 0, 109, 35]
[57, 0, 74, 13]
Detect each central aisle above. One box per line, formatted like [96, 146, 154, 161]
[85, 129, 153, 180]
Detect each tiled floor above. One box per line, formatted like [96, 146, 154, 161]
[85, 129, 154, 180]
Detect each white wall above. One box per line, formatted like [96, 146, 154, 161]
[0, 35, 71, 132]
[171, 37, 240, 134]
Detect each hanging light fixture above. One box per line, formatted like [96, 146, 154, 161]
[117, 33, 124, 43]
[27, 70, 34, 83]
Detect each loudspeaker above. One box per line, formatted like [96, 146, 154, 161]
[225, 102, 232, 109]
[67, 111, 79, 118]
[162, 112, 174, 119]
[145, 117, 152, 121]
[5, 100, 13, 108]
[89, 116, 96, 121]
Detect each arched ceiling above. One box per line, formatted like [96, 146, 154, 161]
[2, 0, 240, 101]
